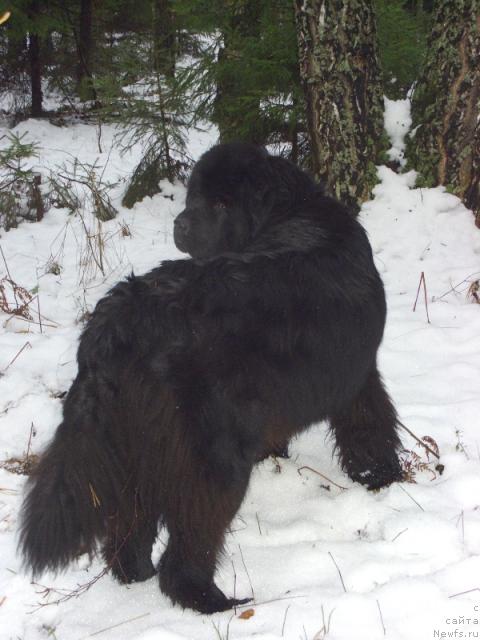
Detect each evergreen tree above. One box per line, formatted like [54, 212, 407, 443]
[152, 0, 175, 79]
[93, 2, 189, 208]
[213, 0, 264, 143]
[76, 0, 95, 101]
[294, 0, 386, 212]
[375, 0, 431, 98]
[0, 0, 54, 116]
[176, 0, 304, 155]
[406, 0, 480, 225]
[0, 0, 83, 113]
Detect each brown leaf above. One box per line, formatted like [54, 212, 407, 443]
[239, 608, 255, 620]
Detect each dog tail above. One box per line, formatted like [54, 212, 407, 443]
[19, 389, 123, 576]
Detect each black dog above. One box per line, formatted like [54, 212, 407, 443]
[20, 142, 403, 613]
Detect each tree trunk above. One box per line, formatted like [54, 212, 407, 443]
[77, 0, 96, 101]
[407, 0, 480, 226]
[28, 0, 42, 117]
[28, 33, 42, 116]
[294, 0, 386, 212]
[152, 0, 175, 78]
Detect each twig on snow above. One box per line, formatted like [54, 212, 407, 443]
[397, 483, 424, 511]
[328, 551, 346, 593]
[281, 604, 290, 637]
[398, 420, 440, 460]
[376, 599, 386, 636]
[238, 544, 255, 602]
[297, 466, 348, 491]
[235, 594, 306, 608]
[2, 341, 32, 373]
[413, 271, 431, 323]
[449, 588, 480, 599]
[78, 612, 151, 639]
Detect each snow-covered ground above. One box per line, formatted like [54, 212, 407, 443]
[0, 102, 479, 640]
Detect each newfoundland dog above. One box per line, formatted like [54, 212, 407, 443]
[20, 142, 403, 613]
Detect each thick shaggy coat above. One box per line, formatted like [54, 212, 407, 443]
[20, 143, 403, 613]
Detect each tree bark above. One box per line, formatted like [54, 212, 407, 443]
[77, 0, 96, 101]
[407, 0, 480, 226]
[28, 0, 42, 117]
[294, 0, 386, 212]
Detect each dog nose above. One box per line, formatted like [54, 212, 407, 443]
[173, 213, 191, 253]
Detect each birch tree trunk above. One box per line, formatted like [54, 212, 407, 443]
[294, 0, 386, 212]
[407, 0, 480, 226]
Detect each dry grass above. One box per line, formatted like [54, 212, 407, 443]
[400, 434, 442, 482]
[1, 423, 38, 476]
[2, 455, 39, 476]
[0, 277, 34, 320]
[467, 279, 479, 303]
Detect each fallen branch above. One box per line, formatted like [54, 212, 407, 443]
[398, 420, 440, 460]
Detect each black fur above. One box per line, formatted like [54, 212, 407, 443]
[19, 142, 403, 613]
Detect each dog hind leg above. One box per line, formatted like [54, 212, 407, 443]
[329, 366, 403, 490]
[102, 497, 158, 584]
[158, 428, 253, 613]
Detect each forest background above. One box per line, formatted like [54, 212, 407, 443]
[0, 0, 478, 229]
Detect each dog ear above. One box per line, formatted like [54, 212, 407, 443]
[244, 153, 319, 230]
[267, 156, 320, 201]
[239, 156, 277, 229]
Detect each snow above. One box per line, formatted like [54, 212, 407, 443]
[1, 104, 480, 640]
[384, 97, 412, 166]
